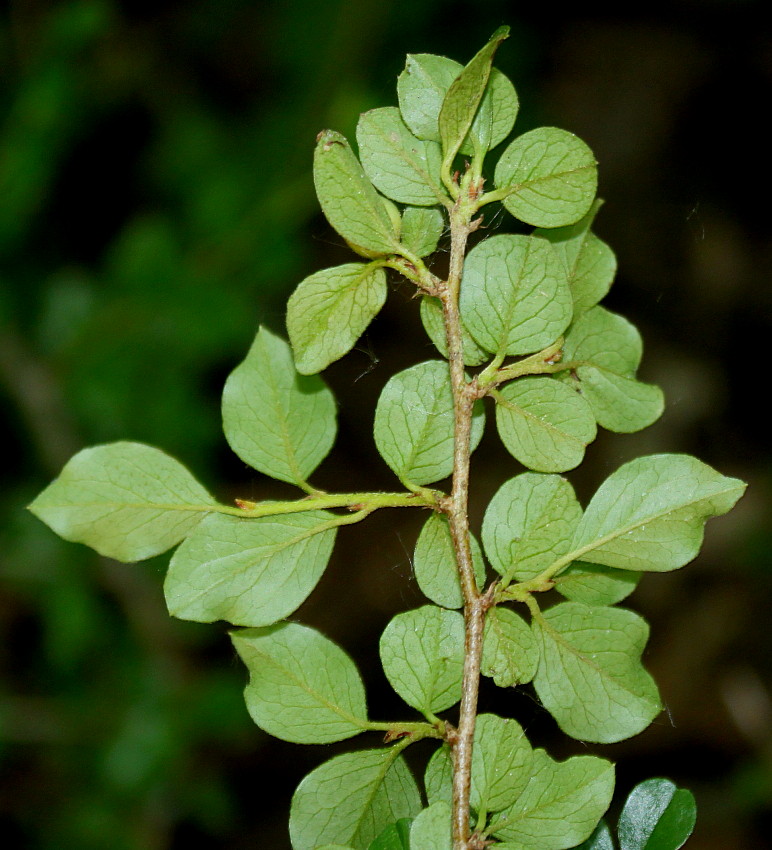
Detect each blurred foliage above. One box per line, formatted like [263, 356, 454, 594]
[1, 0, 771, 848]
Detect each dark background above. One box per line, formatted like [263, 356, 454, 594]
[1, 1, 770, 848]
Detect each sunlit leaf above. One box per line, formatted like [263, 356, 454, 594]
[289, 748, 421, 850]
[461, 234, 572, 357]
[481, 606, 539, 687]
[231, 622, 368, 744]
[222, 326, 336, 486]
[287, 262, 387, 374]
[424, 745, 453, 807]
[494, 127, 597, 227]
[533, 601, 661, 743]
[410, 802, 451, 850]
[164, 510, 336, 627]
[28, 441, 214, 562]
[554, 562, 640, 606]
[400, 206, 445, 257]
[379, 605, 464, 715]
[471, 713, 532, 813]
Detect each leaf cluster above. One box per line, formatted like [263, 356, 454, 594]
[28, 27, 745, 850]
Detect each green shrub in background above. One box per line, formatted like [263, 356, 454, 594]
[28, 28, 745, 850]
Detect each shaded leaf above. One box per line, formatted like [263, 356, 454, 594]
[373, 360, 485, 486]
[482, 473, 581, 582]
[461, 234, 572, 357]
[420, 296, 491, 367]
[560, 307, 663, 433]
[368, 818, 412, 850]
[495, 376, 596, 472]
[222, 326, 336, 486]
[410, 801, 451, 850]
[438, 26, 510, 162]
[533, 602, 661, 743]
[535, 200, 615, 317]
[481, 606, 539, 687]
[554, 562, 640, 607]
[413, 513, 486, 609]
[397, 54, 518, 155]
[289, 748, 421, 850]
[28, 441, 214, 562]
[379, 605, 465, 715]
[471, 713, 532, 813]
[164, 510, 336, 627]
[490, 749, 614, 849]
[357, 107, 447, 206]
[287, 262, 388, 375]
[618, 778, 696, 850]
[573, 820, 615, 850]
[494, 127, 597, 227]
[314, 129, 401, 255]
[231, 622, 367, 744]
[424, 745, 453, 807]
[570, 454, 747, 572]
[401, 206, 444, 258]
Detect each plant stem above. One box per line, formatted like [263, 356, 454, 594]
[441, 178, 486, 850]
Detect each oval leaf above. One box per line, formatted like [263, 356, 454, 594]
[482, 473, 582, 583]
[494, 127, 598, 227]
[490, 749, 614, 849]
[231, 622, 368, 744]
[534, 200, 616, 317]
[373, 360, 485, 486]
[420, 296, 491, 367]
[481, 606, 539, 687]
[287, 262, 388, 375]
[461, 234, 573, 357]
[164, 510, 336, 627]
[570, 454, 747, 572]
[533, 601, 661, 743]
[401, 206, 444, 258]
[413, 513, 486, 609]
[410, 801, 451, 850]
[560, 307, 663, 433]
[618, 778, 696, 850]
[494, 376, 596, 472]
[222, 326, 336, 486]
[289, 748, 421, 850]
[471, 713, 533, 813]
[28, 441, 215, 562]
[424, 745, 453, 807]
[554, 562, 640, 607]
[357, 107, 447, 206]
[314, 129, 401, 255]
[379, 605, 465, 715]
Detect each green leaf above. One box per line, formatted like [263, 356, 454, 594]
[490, 749, 614, 848]
[287, 262, 388, 375]
[573, 821, 615, 850]
[413, 513, 486, 609]
[400, 206, 444, 258]
[461, 234, 573, 357]
[357, 107, 447, 207]
[471, 713, 532, 813]
[494, 376, 596, 472]
[379, 605, 465, 715]
[554, 562, 640, 606]
[410, 801, 451, 850]
[618, 778, 696, 850]
[314, 129, 402, 255]
[569, 454, 747, 573]
[373, 360, 485, 486]
[438, 27, 510, 163]
[222, 326, 336, 486]
[535, 200, 616, 317]
[420, 296, 491, 367]
[164, 510, 336, 627]
[28, 441, 215, 562]
[560, 307, 663, 433]
[532, 601, 661, 743]
[494, 127, 598, 227]
[231, 622, 368, 744]
[482, 473, 582, 583]
[424, 745, 453, 807]
[397, 54, 518, 155]
[368, 819, 412, 850]
[481, 606, 539, 687]
[289, 748, 421, 850]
